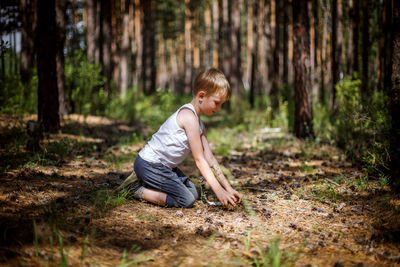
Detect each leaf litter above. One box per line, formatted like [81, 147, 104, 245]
[0, 114, 399, 266]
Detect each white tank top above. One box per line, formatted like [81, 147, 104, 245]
[139, 103, 204, 169]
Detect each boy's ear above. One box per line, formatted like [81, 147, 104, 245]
[197, 90, 206, 99]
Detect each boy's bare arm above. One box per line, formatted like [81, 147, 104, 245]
[177, 109, 237, 206]
[201, 134, 242, 203]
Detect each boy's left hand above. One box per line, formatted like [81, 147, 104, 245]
[227, 187, 242, 203]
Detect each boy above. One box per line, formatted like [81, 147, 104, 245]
[121, 68, 242, 208]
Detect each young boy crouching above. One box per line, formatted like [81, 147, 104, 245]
[120, 68, 242, 208]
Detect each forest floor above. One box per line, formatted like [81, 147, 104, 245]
[0, 114, 400, 267]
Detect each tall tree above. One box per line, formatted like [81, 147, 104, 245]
[319, 0, 328, 104]
[120, 0, 130, 95]
[230, 0, 242, 96]
[330, 0, 342, 111]
[86, 0, 97, 62]
[184, 0, 192, 93]
[221, 0, 231, 79]
[283, 0, 290, 86]
[141, 0, 156, 94]
[56, 0, 67, 114]
[383, 0, 392, 91]
[249, 0, 258, 108]
[36, 0, 60, 132]
[259, 0, 272, 97]
[390, 0, 400, 190]
[361, 0, 369, 99]
[212, 0, 219, 67]
[271, 0, 280, 111]
[100, 0, 113, 96]
[293, 0, 314, 139]
[19, 0, 36, 89]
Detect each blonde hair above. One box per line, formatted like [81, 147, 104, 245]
[193, 68, 231, 99]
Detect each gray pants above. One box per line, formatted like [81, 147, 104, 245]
[134, 155, 199, 208]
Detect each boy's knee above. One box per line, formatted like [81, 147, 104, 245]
[179, 195, 196, 208]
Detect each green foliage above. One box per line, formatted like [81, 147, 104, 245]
[65, 50, 106, 115]
[0, 68, 38, 114]
[93, 190, 128, 210]
[325, 77, 391, 181]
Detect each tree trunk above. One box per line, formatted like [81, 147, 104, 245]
[141, 0, 156, 94]
[383, 0, 392, 93]
[246, 0, 254, 89]
[259, 0, 271, 98]
[130, 0, 142, 89]
[212, 0, 219, 68]
[330, 0, 342, 111]
[320, 0, 328, 104]
[204, 1, 212, 68]
[86, 0, 97, 62]
[271, 0, 280, 111]
[283, 0, 289, 86]
[184, 0, 192, 94]
[222, 0, 231, 79]
[19, 0, 36, 89]
[36, 0, 60, 132]
[249, 0, 258, 108]
[230, 0, 242, 96]
[293, 0, 314, 139]
[56, 0, 67, 115]
[390, 0, 400, 191]
[120, 0, 130, 95]
[361, 0, 369, 99]
[100, 0, 113, 97]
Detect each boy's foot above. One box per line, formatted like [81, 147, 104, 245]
[124, 181, 145, 199]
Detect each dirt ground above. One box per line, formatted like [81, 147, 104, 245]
[0, 114, 399, 266]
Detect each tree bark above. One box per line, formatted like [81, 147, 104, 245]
[100, 0, 113, 97]
[330, 0, 342, 111]
[259, 0, 271, 98]
[36, 0, 60, 132]
[19, 0, 36, 88]
[184, 0, 192, 94]
[293, 0, 314, 139]
[383, 0, 392, 92]
[249, 0, 258, 108]
[271, 0, 280, 111]
[283, 0, 289, 86]
[212, 0, 219, 68]
[361, 0, 369, 99]
[230, 0, 242, 96]
[390, 0, 400, 191]
[141, 0, 156, 94]
[320, 0, 328, 104]
[204, 1, 212, 68]
[222, 0, 231, 79]
[86, 0, 97, 62]
[120, 0, 130, 95]
[56, 0, 67, 115]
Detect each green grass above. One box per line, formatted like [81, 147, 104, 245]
[300, 163, 314, 173]
[93, 190, 129, 210]
[311, 183, 342, 203]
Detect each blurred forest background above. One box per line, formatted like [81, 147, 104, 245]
[0, 0, 399, 191]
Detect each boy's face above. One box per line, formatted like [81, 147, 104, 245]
[199, 91, 227, 116]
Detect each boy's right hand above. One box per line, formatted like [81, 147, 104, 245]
[216, 190, 238, 207]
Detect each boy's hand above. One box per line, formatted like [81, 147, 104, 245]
[216, 190, 238, 207]
[227, 187, 242, 203]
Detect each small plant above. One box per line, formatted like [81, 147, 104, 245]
[300, 163, 314, 173]
[93, 190, 129, 210]
[57, 230, 69, 267]
[311, 183, 341, 203]
[117, 248, 154, 267]
[355, 175, 369, 191]
[33, 220, 39, 257]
